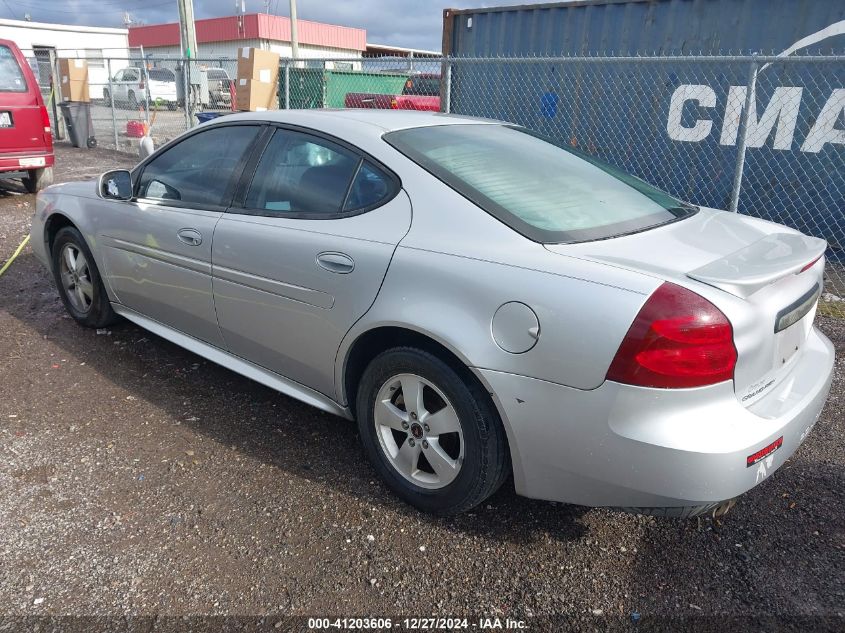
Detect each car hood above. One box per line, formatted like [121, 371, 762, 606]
[42, 179, 99, 198]
[545, 208, 826, 298]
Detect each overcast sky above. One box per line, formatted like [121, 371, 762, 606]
[0, 1, 526, 51]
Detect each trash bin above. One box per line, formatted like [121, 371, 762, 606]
[59, 102, 97, 149]
[195, 111, 227, 124]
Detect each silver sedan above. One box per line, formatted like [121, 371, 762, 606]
[31, 110, 834, 517]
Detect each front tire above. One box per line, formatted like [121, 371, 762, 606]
[23, 167, 53, 193]
[356, 347, 509, 515]
[51, 227, 118, 328]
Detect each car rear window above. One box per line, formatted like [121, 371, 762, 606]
[402, 76, 439, 96]
[0, 45, 27, 93]
[148, 68, 175, 82]
[384, 124, 697, 243]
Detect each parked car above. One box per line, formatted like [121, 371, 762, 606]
[0, 39, 54, 193]
[345, 73, 440, 111]
[104, 66, 177, 110]
[206, 68, 234, 110]
[31, 111, 834, 517]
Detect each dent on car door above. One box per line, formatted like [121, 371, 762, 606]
[212, 128, 412, 398]
[96, 123, 261, 346]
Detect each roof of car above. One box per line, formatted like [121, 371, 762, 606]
[219, 109, 502, 134]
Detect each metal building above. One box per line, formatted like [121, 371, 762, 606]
[129, 13, 366, 67]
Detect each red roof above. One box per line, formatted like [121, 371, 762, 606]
[128, 13, 366, 52]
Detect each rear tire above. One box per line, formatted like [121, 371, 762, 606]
[356, 347, 509, 515]
[51, 226, 118, 329]
[127, 91, 138, 110]
[103, 89, 111, 106]
[23, 167, 53, 193]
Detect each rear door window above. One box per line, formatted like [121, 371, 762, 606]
[243, 130, 360, 216]
[0, 45, 27, 93]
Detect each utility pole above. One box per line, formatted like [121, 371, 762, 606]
[289, 0, 299, 61]
[177, 0, 198, 125]
[177, 0, 198, 60]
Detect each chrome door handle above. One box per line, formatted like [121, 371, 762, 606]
[177, 228, 202, 246]
[316, 251, 355, 274]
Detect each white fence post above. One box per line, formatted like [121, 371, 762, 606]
[444, 59, 452, 114]
[284, 61, 290, 109]
[107, 58, 118, 150]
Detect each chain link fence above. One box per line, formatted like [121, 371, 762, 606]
[16, 50, 844, 295]
[448, 53, 844, 295]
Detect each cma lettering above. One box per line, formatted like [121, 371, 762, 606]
[667, 84, 845, 153]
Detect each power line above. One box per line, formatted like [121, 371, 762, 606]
[1, 0, 18, 19]
[4, 0, 174, 15]
[9, 0, 166, 7]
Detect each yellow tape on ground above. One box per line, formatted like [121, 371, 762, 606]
[0, 234, 30, 277]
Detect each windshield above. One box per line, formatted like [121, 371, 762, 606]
[402, 76, 439, 96]
[0, 45, 27, 92]
[384, 124, 696, 243]
[148, 69, 175, 82]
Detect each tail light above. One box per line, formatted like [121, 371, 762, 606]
[39, 105, 51, 135]
[799, 256, 822, 273]
[606, 282, 737, 389]
[139, 79, 145, 90]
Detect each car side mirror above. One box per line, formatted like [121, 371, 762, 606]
[98, 170, 133, 201]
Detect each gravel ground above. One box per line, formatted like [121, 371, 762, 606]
[0, 144, 843, 632]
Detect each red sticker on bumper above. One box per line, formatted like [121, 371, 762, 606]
[746, 436, 784, 467]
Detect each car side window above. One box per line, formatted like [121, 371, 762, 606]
[244, 130, 362, 216]
[244, 130, 395, 216]
[344, 162, 393, 211]
[138, 125, 260, 208]
[124, 69, 138, 82]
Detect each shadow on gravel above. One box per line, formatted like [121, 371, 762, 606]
[625, 451, 845, 620]
[0, 180, 27, 197]
[2, 251, 590, 546]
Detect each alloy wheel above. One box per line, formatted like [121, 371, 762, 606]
[59, 243, 93, 313]
[373, 373, 465, 489]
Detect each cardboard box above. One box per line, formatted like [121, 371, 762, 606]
[237, 47, 280, 82]
[60, 77, 90, 102]
[236, 79, 279, 111]
[58, 58, 90, 102]
[58, 58, 88, 82]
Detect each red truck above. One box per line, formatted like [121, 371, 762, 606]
[344, 74, 441, 111]
[0, 39, 54, 193]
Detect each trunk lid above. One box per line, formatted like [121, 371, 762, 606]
[687, 232, 826, 298]
[546, 208, 827, 407]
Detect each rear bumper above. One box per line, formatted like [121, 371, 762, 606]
[0, 151, 54, 173]
[478, 326, 834, 513]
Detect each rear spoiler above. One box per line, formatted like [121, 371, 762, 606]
[687, 233, 827, 298]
